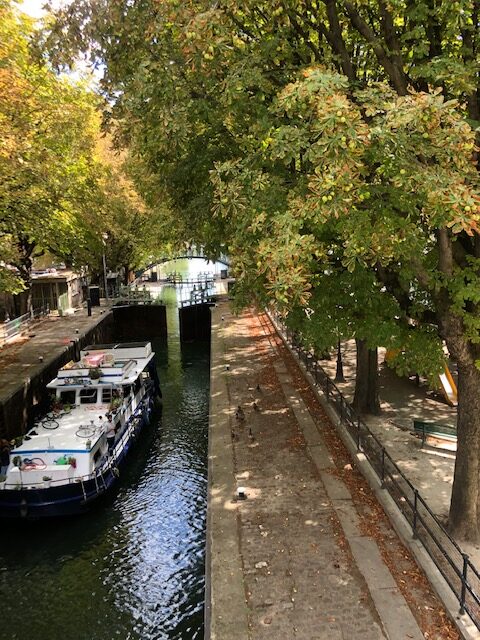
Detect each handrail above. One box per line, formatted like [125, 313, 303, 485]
[269, 310, 480, 631]
[0, 305, 49, 348]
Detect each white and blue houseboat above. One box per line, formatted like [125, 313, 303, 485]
[0, 341, 161, 518]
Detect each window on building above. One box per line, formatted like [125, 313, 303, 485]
[79, 388, 98, 404]
[60, 390, 76, 405]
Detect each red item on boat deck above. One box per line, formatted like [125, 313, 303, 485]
[83, 353, 105, 367]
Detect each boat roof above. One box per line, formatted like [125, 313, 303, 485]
[12, 405, 108, 455]
[47, 341, 154, 389]
[12, 341, 155, 456]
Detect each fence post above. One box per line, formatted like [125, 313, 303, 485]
[381, 448, 386, 488]
[412, 490, 418, 539]
[460, 553, 469, 615]
[356, 417, 361, 451]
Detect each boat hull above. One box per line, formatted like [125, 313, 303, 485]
[0, 396, 156, 519]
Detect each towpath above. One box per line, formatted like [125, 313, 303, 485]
[208, 302, 460, 640]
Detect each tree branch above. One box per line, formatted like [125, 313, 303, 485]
[287, 8, 323, 62]
[324, 0, 357, 82]
[376, 0, 405, 72]
[341, 0, 408, 95]
[437, 228, 453, 277]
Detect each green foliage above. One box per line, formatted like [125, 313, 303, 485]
[384, 329, 446, 383]
[38, 0, 480, 542]
[43, 0, 480, 373]
[0, 0, 101, 290]
[0, 0, 157, 299]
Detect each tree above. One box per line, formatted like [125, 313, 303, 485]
[220, 69, 480, 540]
[1, 0, 157, 309]
[44, 0, 480, 542]
[0, 0, 104, 307]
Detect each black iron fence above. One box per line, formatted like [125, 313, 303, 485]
[270, 313, 480, 630]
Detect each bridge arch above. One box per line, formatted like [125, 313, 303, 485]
[134, 248, 230, 283]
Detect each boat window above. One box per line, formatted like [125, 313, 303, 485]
[134, 377, 142, 393]
[60, 390, 76, 405]
[79, 388, 98, 404]
[102, 388, 112, 403]
[123, 385, 132, 397]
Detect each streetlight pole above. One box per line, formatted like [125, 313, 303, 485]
[335, 338, 345, 382]
[102, 234, 109, 301]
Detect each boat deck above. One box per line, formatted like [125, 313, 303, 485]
[12, 405, 109, 455]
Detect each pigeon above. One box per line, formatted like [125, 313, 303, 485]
[235, 405, 245, 421]
[253, 401, 260, 412]
[248, 426, 255, 441]
[256, 383, 261, 392]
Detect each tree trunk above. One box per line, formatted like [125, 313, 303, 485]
[353, 339, 380, 414]
[435, 231, 480, 541]
[448, 362, 480, 542]
[367, 347, 380, 414]
[15, 235, 35, 315]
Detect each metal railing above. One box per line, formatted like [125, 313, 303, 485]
[179, 293, 217, 308]
[110, 285, 153, 305]
[168, 274, 215, 285]
[0, 305, 50, 348]
[270, 312, 480, 630]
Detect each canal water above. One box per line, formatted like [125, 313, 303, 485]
[0, 261, 212, 640]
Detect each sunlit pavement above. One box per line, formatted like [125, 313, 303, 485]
[207, 303, 459, 640]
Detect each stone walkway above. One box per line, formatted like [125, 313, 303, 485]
[0, 303, 113, 438]
[208, 302, 460, 640]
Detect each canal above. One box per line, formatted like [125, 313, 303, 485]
[0, 262, 212, 640]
